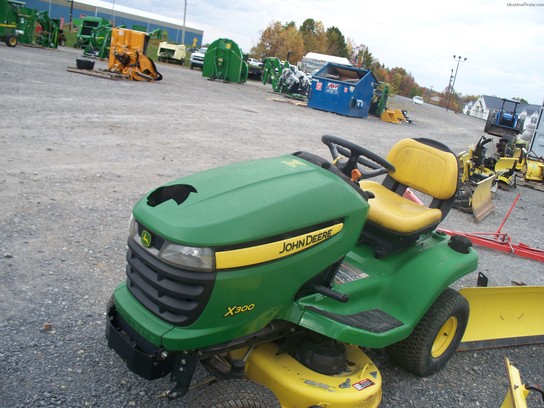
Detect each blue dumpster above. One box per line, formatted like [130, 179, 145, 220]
[307, 63, 378, 118]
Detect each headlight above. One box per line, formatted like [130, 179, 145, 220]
[159, 243, 214, 272]
[129, 216, 214, 271]
[129, 215, 137, 240]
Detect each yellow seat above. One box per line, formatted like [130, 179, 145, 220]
[359, 138, 459, 256]
[360, 183, 443, 234]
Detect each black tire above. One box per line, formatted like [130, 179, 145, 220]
[385, 288, 469, 377]
[189, 379, 281, 408]
[6, 35, 17, 47]
[190, 63, 194, 70]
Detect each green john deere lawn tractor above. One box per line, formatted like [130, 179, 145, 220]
[106, 135, 478, 407]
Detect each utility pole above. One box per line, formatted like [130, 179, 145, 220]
[181, 0, 187, 45]
[446, 55, 467, 112]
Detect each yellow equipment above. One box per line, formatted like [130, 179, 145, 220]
[380, 108, 407, 124]
[456, 137, 498, 221]
[230, 342, 382, 408]
[459, 286, 544, 350]
[500, 357, 544, 408]
[108, 28, 162, 81]
[524, 157, 544, 182]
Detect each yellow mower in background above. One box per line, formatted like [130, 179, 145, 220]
[70, 27, 163, 81]
[108, 28, 162, 81]
[520, 125, 544, 188]
[455, 136, 500, 220]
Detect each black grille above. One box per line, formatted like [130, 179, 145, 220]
[126, 237, 216, 326]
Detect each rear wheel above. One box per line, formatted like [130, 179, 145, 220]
[386, 288, 469, 376]
[190, 379, 281, 408]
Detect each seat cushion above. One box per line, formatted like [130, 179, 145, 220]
[359, 181, 442, 234]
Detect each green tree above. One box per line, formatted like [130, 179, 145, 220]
[361, 48, 374, 70]
[325, 26, 348, 58]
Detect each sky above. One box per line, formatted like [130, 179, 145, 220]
[112, 0, 544, 104]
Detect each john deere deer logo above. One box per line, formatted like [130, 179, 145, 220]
[141, 230, 152, 248]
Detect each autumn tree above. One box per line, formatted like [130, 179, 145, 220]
[250, 21, 284, 58]
[299, 18, 327, 53]
[278, 25, 305, 63]
[250, 19, 433, 100]
[250, 21, 304, 61]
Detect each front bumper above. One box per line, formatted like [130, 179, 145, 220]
[105, 301, 175, 380]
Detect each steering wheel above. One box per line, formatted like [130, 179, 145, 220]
[322, 135, 395, 179]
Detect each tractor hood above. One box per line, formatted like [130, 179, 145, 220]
[133, 154, 368, 248]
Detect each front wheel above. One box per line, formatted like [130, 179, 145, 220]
[6, 35, 17, 47]
[190, 379, 281, 408]
[386, 288, 469, 376]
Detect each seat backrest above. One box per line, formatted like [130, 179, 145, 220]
[385, 138, 459, 202]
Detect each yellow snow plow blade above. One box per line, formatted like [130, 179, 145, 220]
[458, 286, 544, 351]
[500, 358, 530, 408]
[380, 109, 400, 124]
[494, 157, 518, 173]
[393, 109, 406, 122]
[471, 175, 495, 221]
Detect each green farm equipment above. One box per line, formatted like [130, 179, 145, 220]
[106, 135, 483, 406]
[82, 23, 112, 59]
[202, 38, 248, 83]
[261, 54, 311, 99]
[369, 82, 389, 117]
[34, 10, 61, 48]
[1, 0, 24, 46]
[75, 16, 110, 49]
[1, 0, 62, 48]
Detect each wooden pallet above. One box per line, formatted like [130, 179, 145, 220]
[67, 67, 129, 80]
[517, 177, 544, 192]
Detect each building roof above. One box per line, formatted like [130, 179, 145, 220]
[481, 95, 540, 115]
[77, 0, 202, 34]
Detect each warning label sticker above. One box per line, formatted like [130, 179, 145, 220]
[352, 378, 375, 391]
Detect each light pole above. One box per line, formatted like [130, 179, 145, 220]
[69, 0, 74, 30]
[181, 0, 187, 45]
[446, 55, 467, 111]
[445, 69, 453, 110]
[112, 0, 116, 27]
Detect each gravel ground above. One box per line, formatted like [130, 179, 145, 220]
[0, 44, 543, 407]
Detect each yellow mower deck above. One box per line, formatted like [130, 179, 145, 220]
[231, 342, 382, 408]
[459, 286, 544, 351]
